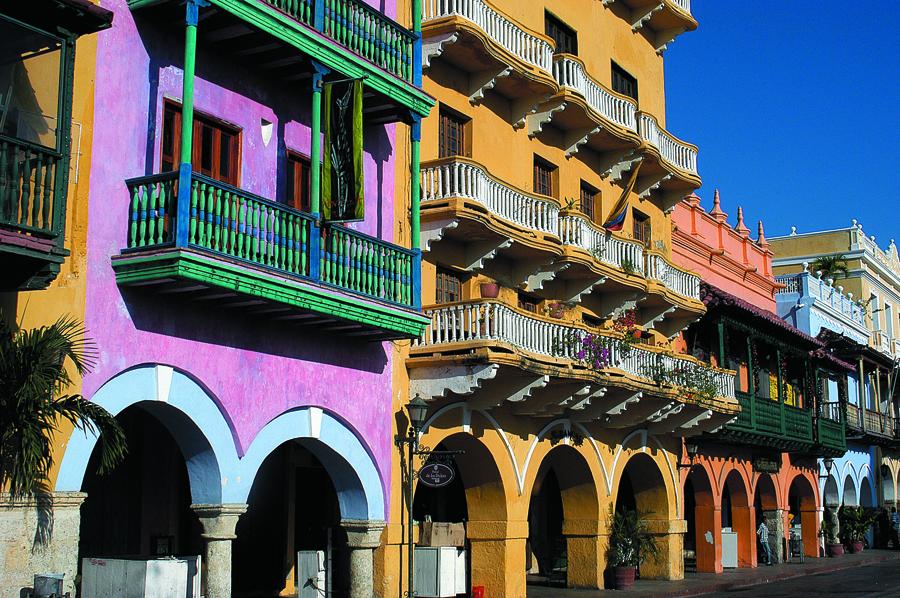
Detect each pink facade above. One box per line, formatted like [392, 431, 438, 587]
[672, 191, 779, 310]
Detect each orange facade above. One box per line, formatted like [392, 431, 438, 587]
[672, 193, 821, 572]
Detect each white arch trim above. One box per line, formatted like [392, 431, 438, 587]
[56, 365, 385, 519]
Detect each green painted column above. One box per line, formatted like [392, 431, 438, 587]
[176, 0, 207, 247]
[310, 62, 329, 217]
[180, 1, 204, 165]
[410, 118, 421, 249]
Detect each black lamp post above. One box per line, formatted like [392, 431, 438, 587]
[819, 457, 835, 480]
[398, 394, 428, 597]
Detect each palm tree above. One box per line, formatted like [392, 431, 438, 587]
[0, 314, 126, 500]
[810, 254, 850, 279]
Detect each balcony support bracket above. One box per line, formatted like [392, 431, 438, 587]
[468, 66, 512, 105]
[409, 363, 501, 401]
[527, 100, 566, 138]
[422, 32, 459, 69]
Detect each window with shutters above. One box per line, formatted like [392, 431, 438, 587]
[438, 106, 470, 158]
[580, 181, 599, 221]
[533, 156, 557, 198]
[632, 209, 650, 245]
[436, 268, 463, 303]
[161, 100, 240, 186]
[611, 62, 638, 102]
[286, 151, 311, 212]
[545, 12, 577, 55]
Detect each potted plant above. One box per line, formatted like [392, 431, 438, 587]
[607, 507, 659, 590]
[479, 281, 500, 298]
[839, 506, 876, 553]
[820, 513, 843, 557]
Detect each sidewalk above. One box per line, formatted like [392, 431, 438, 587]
[526, 550, 900, 597]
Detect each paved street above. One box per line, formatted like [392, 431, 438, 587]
[527, 551, 900, 597]
[705, 559, 900, 596]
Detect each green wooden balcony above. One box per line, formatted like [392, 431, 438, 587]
[112, 171, 428, 340]
[717, 391, 815, 452]
[129, 0, 432, 122]
[0, 135, 70, 289]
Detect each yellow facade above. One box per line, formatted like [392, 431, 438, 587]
[383, 1, 728, 595]
[1, 28, 103, 483]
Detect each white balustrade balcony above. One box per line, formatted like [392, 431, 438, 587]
[414, 300, 735, 400]
[552, 55, 637, 132]
[672, 0, 692, 14]
[422, 0, 554, 72]
[775, 272, 866, 327]
[638, 112, 699, 177]
[421, 158, 560, 236]
[645, 253, 701, 300]
[558, 214, 645, 275]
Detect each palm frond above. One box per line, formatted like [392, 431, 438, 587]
[0, 313, 123, 500]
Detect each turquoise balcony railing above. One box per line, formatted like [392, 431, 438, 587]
[262, 0, 417, 83]
[125, 171, 418, 309]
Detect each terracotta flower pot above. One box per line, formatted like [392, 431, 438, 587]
[826, 543, 844, 557]
[614, 566, 636, 590]
[479, 282, 500, 298]
[849, 540, 864, 553]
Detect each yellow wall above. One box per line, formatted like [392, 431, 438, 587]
[0, 30, 102, 486]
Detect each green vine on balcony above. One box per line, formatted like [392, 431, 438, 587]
[642, 362, 721, 403]
[552, 310, 643, 369]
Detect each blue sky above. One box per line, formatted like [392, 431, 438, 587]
[665, 1, 900, 245]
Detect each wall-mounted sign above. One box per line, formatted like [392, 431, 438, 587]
[418, 462, 455, 488]
[752, 457, 781, 474]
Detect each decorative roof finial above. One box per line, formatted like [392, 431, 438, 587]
[709, 189, 727, 222]
[790, 226, 797, 236]
[757, 220, 769, 248]
[684, 192, 701, 206]
[735, 206, 750, 236]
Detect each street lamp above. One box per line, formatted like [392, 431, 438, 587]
[396, 395, 463, 597]
[678, 441, 700, 468]
[819, 457, 835, 480]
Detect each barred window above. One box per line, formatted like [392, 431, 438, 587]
[436, 268, 462, 303]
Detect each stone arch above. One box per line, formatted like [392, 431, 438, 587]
[881, 464, 896, 506]
[526, 445, 601, 588]
[722, 469, 753, 567]
[787, 474, 819, 558]
[56, 364, 229, 504]
[614, 452, 676, 579]
[843, 475, 859, 506]
[859, 476, 874, 508]
[56, 365, 386, 520]
[683, 464, 717, 573]
[823, 474, 841, 508]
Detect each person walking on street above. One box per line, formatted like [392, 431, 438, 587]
[758, 519, 773, 565]
[891, 507, 900, 549]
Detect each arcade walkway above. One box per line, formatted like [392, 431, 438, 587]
[526, 549, 900, 597]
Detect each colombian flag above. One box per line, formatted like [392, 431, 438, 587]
[602, 160, 642, 231]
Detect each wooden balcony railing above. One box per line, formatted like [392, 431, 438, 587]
[125, 171, 417, 308]
[730, 391, 814, 444]
[0, 135, 64, 239]
[864, 409, 895, 437]
[552, 55, 637, 132]
[263, 0, 416, 83]
[414, 300, 735, 399]
[421, 158, 559, 236]
[422, 0, 553, 72]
